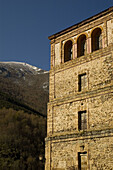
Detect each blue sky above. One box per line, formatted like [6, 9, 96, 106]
[0, 0, 113, 70]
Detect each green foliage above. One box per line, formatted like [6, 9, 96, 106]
[0, 108, 46, 170]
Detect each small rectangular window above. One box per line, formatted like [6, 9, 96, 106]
[78, 152, 87, 170]
[78, 111, 87, 130]
[78, 73, 87, 92]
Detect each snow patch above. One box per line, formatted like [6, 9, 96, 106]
[0, 61, 48, 75]
[20, 68, 24, 72]
[43, 82, 49, 89]
[43, 71, 49, 74]
[37, 68, 42, 71]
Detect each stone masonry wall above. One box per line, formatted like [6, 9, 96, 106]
[50, 135, 113, 170]
[47, 49, 113, 135]
[52, 92, 113, 133]
[107, 19, 113, 45]
[54, 53, 113, 99]
[46, 7, 113, 170]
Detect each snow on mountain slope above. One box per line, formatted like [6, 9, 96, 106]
[0, 61, 49, 89]
[0, 62, 49, 75]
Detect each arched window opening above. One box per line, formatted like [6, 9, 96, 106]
[91, 28, 102, 52]
[64, 40, 73, 62]
[77, 34, 86, 57]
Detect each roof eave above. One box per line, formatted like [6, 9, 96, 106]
[48, 6, 113, 40]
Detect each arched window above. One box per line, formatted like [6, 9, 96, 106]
[64, 40, 73, 62]
[77, 34, 86, 57]
[91, 28, 102, 52]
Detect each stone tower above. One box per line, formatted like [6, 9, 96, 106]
[45, 7, 113, 170]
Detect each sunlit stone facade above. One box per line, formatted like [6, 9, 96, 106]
[45, 7, 113, 170]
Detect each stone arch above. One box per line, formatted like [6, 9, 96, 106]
[64, 39, 73, 62]
[75, 32, 88, 43]
[77, 34, 87, 57]
[91, 27, 102, 52]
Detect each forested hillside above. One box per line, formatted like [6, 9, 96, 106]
[0, 108, 46, 169]
[0, 62, 49, 170]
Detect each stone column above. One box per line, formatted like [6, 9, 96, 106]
[103, 21, 107, 48]
[50, 40, 55, 69]
[87, 37, 91, 54]
[60, 41, 62, 64]
[74, 41, 77, 59]
[47, 104, 53, 135]
[45, 140, 51, 170]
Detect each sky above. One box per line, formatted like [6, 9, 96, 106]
[0, 0, 113, 71]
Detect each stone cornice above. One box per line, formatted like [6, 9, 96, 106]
[45, 128, 113, 142]
[49, 85, 113, 105]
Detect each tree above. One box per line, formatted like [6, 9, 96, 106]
[0, 108, 46, 170]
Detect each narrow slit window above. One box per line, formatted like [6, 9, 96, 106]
[78, 111, 87, 130]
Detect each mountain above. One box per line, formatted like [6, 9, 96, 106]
[0, 62, 49, 169]
[0, 62, 49, 116]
